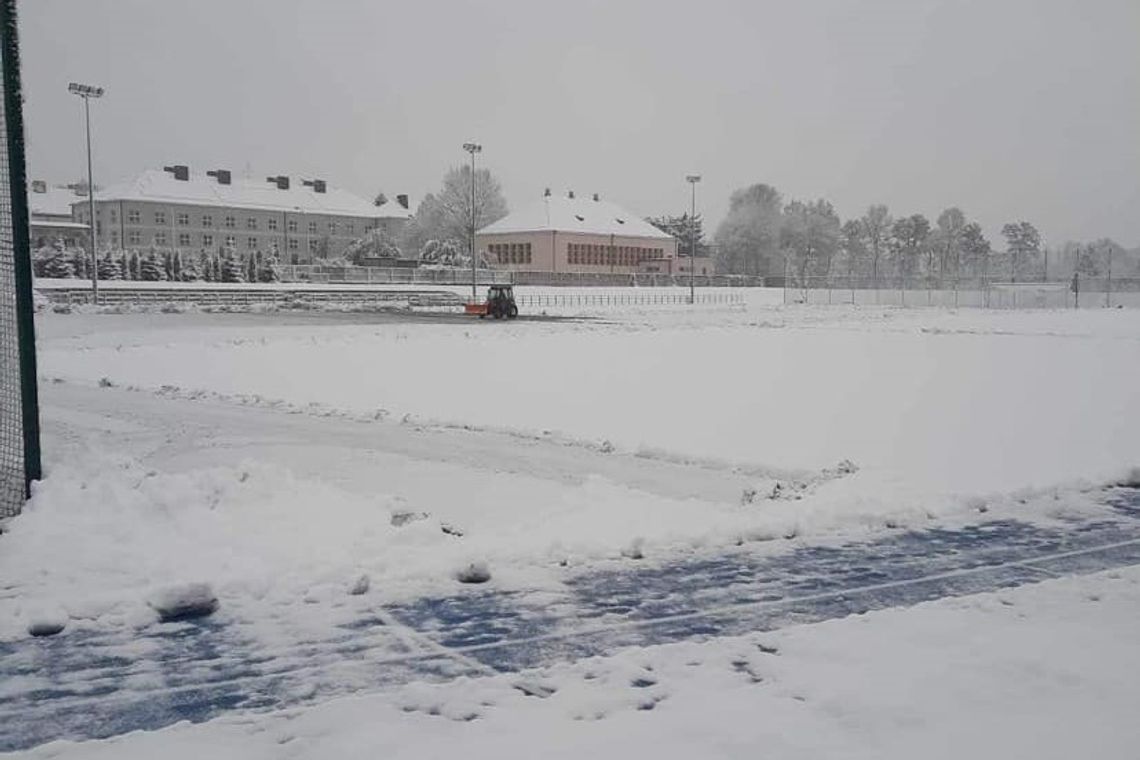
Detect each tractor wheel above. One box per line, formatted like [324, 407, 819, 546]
[492, 307, 504, 319]
[507, 304, 518, 319]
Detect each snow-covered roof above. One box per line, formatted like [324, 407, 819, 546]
[28, 184, 84, 218]
[84, 169, 412, 220]
[478, 195, 673, 239]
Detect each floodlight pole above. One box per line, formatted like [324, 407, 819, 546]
[685, 175, 701, 305]
[463, 142, 482, 301]
[69, 82, 103, 304]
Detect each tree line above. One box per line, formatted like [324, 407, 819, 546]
[33, 240, 280, 283]
[703, 182, 1135, 283]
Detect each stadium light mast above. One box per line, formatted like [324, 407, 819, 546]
[463, 142, 482, 301]
[68, 82, 104, 304]
[685, 175, 701, 305]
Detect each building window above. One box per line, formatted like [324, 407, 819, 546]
[224, 215, 235, 229]
[202, 214, 213, 228]
[347, 223, 354, 235]
[308, 221, 317, 234]
[127, 209, 140, 224]
[177, 212, 190, 226]
[288, 239, 298, 251]
[111, 231, 120, 244]
[203, 234, 214, 247]
[155, 232, 168, 245]
[225, 235, 236, 248]
[154, 211, 167, 225]
[110, 209, 118, 222]
[247, 237, 258, 249]
[178, 232, 191, 246]
[328, 221, 337, 234]
[287, 219, 298, 233]
[247, 217, 257, 230]
[268, 217, 278, 231]
[128, 231, 141, 245]
[308, 239, 317, 252]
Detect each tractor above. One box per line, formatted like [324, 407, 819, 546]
[464, 284, 519, 319]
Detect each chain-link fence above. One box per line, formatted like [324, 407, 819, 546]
[782, 275, 1140, 309]
[1, 0, 42, 519]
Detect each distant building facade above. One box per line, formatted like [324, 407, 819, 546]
[72, 166, 411, 263]
[476, 192, 687, 274]
[28, 180, 89, 249]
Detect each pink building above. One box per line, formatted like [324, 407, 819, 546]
[476, 192, 682, 274]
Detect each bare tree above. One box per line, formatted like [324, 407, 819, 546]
[860, 204, 893, 282]
[1001, 221, 1041, 282]
[889, 214, 931, 277]
[712, 183, 784, 276]
[406, 166, 508, 258]
[781, 199, 841, 283]
[933, 207, 967, 278]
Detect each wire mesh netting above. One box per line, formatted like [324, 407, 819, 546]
[781, 276, 1140, 310]
[1, 0, 40, 519]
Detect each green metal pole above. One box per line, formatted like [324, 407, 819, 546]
[1, 0, 43, 493]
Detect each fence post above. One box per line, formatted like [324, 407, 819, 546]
[1106, 245, 1112, 308]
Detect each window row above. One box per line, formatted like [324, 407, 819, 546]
[487, 242, 533, 265]
[118, 231, 320, 253]
[108, 210, 355, 235]
[567, 243, 664, 267]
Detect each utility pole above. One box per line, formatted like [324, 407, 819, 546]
[69, 82, 104, 304]
[685, 175, 701, 304]
[463, 142, 482, 301]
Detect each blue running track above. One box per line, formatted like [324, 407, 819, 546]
[2, 487, 1138, 752]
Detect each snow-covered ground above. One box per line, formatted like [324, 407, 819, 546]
[5, 295, 1139, 754]
[11, 567, 1140, 759]
[36, 296, 1140, 494]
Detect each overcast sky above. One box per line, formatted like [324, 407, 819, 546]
[18, 0, 1140, 247]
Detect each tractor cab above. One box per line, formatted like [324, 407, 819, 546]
[464, 284, 519, 319]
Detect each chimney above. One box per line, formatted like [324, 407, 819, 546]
[206, 169, 232, 185]
[568, 190, 575, 199]
[265, 175, 290, 190]
[543, 187, 551, 198]
[396, 194, 409, 209]
[31, 180, 46, 193]
[592, 193, 599, 201]
[303, 179, 326, 194]
[163, 164, 190, 181]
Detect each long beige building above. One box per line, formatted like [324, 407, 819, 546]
[477, 193, 700, 275]
[73, 166, 410, 262]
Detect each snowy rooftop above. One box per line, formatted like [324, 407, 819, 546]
[478, 195, 673, 239]
[85, 169, 412, 220]
[28, 184, 84, 218]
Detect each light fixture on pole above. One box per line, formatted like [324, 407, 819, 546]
[685, 175, 701, 305]
[463, 142, 482, 301]
[68, 82, 104, 304]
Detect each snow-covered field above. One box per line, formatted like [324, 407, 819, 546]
[5, 294, 1140, 755]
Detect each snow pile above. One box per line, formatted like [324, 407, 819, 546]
[148, 583, 218, 622]
[0, 455, 430, 641]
